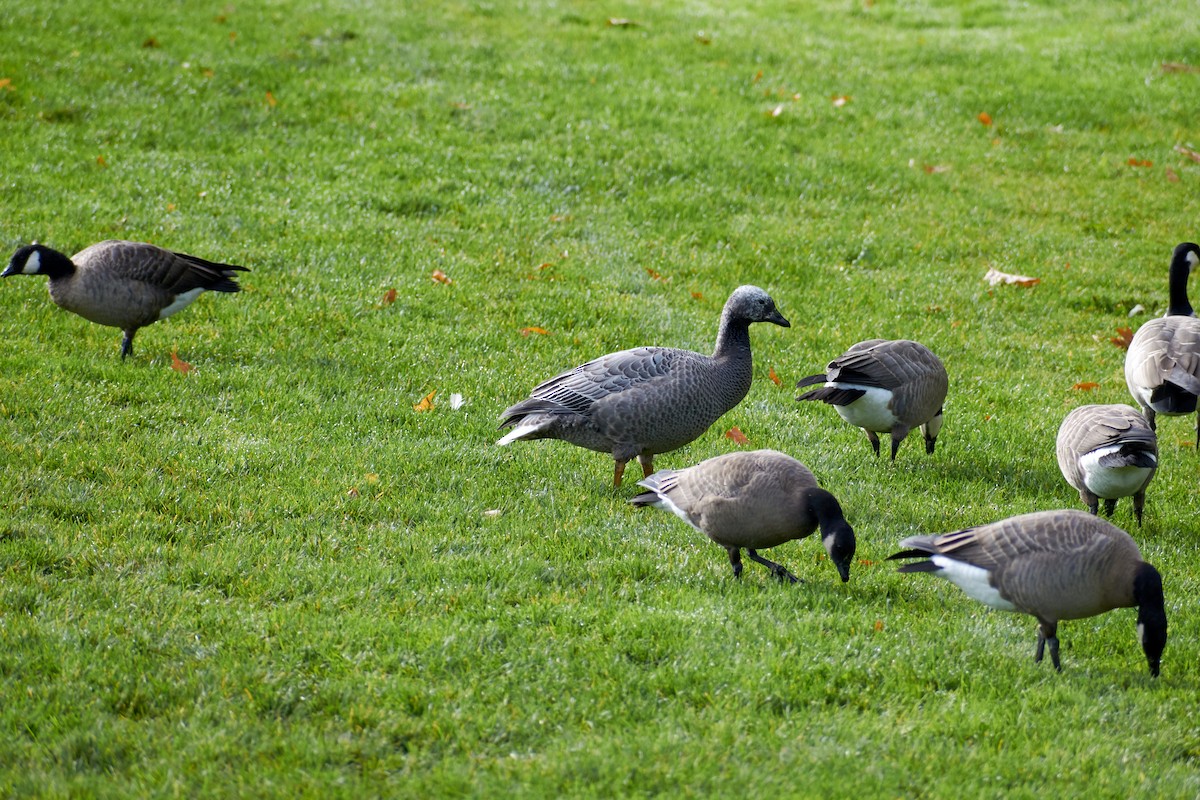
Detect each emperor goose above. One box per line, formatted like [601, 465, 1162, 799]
[1124, 241, 1200, 446]
[796, 338, 947, 460]
[629, 449, 856, 583]
[497, 286, 790, 487]
[3, 240, 249, 358]
[888, 509, 1167, 676]
[1056, 404, 1157, 526]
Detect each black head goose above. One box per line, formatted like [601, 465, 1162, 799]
[888, 509, 1167, 676]
[1123, 242, 1200, 447]
[497, 286, 790, 487]
[1056, 404, 1158, 526]
[3, 240, 249, 358]
[629, 449, 856, 583]
[795, 338, 947, 460]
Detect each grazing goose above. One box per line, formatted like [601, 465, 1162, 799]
[629, 449, 856, 583]
[795, 339, 947, 460]
[1124, 241, 1200, 447]
[3, 240, 249, 358]
[497, 286, 790, 487]
[888, 509, 1167, 676]
[1056, 404, 1158, 526]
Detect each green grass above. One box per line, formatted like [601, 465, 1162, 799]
[2, 0, 1200, 795]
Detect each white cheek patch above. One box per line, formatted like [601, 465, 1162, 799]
[157, 287, 206, 319]
[1187, 250, 1198, 270]
[22, 250, 41, 274]
[931, 555, 1017, 611]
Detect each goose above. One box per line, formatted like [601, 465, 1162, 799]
[795, 338, 947, 460]
[3, 240, 249, 358]
[1124, 241, 1200, 447]
[497, 286, 790, 487]
[1056, 404, 1157, 526]
[629, 449, 856, 583]
[887, 509, 1167, 676]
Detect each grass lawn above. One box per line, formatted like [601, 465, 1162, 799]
[2, 0, 1200, 795]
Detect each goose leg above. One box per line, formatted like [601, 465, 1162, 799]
[890, 433, 902, 461]
[612, 459, 627, 488]
[1102, 498, 1117, 518]
[746, 549, 799, 584]
[1133, 490, 1146, 527]
[923, 431, 937, 455]
[866, 430, 881, 457]
[726, 547, 744, 579]
[636, 454, 654, 479]
[1034, 621, 1062, 671]
[120, 329, 136, 359]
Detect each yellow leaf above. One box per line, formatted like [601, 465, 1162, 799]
[768, 366, 782, 387]
[413, 390, 436, 412]
[431, 269, 452, 284]
[520, 326, 550, 337]
[265, 90, 276, 107]
[1072, 381, 1100, 391]
[978, 111, 993, 126]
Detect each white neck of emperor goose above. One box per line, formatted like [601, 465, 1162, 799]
[1166, 243, 1198, 317]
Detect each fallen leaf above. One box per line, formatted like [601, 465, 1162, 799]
[0, 78, 12, 91]
[860, 560, 876, 567]
[694, 31, 712, 44]
[96, 155, 108, 167]
[690, 291, 705, 301]
[413, 390, 436, 412]
[978, 111, 993, 126]
[1174, 145, 1200, 164]
[520, 326, 551, 337]
[1126, 157, 1153, 167]
[1162, 62, 1200, 73]
[922, 163, 951, 174]
[1166, 166, 1180, 183]
[873, 619, 884, 632]
[752, 70, 763, 84]
[229, 31, 237, 42]
[346, 486, 360, 498]
[365, 473, 379, 484]
[431, 269, 452, 285]
[1072, 381, 1100, 391]
[483, 509, 502, 517]
[645, 267, 667, 282]
[768, 366, 782, 387]
[265, 90, 277, 107]
[449, 393, 465, 410]
[606, 17, 637, 27]
[983, 267, 1040, 287]
[725, 426, 749, 445]
[166, 203, 177, 212]
[1110, 326, 1134, 349]
[382, 288, 397, 306]
[142, 37, 160, 48]
[549, 214, 570, 223]
[831, 94, 851, 107]
[170, 350, 194, 375]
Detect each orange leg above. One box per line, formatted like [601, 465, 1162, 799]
[637, 454, 654, 478]
[612, 460, 627, 488]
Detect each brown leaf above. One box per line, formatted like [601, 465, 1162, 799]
[768, 366, 782, 387]
[978, 111, 993, 126]
[1162, 62, 1200, 73]
[984, 267, 1040, 287]
[1110, 326, 1134, 349]
[873, 619, 884, 632]
[170, 350, 194, 375]
[413, 389, 436, 412]
[520, 326, 551, 337]
[346, 486, 360, 498]
[1166, 166, 1180, 183]
[922, 163, 951, 174]
[431, 269, 452, 285]
[142, 37, 160, 48]
[752, 70, 763, 84]
[831, 94, 851, 107]
[1174, 145, 1200, 164]
[265, 90, 277, 107]
[1072, 381, 1100, 391]
[690, 291, 705, 301]
[645, 267, 667, 282]
[1126, 157, 1153, 167]
[96, 155, 108, 167]
[725, 426, 749, 445]
[381, 288, 397, 306]
[694, 31, 712, 45]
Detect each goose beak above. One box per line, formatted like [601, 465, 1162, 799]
[0, 263, 18, 278]
[768, 310, 790, 328]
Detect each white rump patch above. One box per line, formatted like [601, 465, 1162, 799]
[931, 555, 1016, 611]
[496, 422, 548, 446]
[1080, 446, 1155, 499]
[833, 384, 899, 431]
[158, 287, 206, 319]
[22, 250, 41, 274]
[645, 490, 701, 532]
